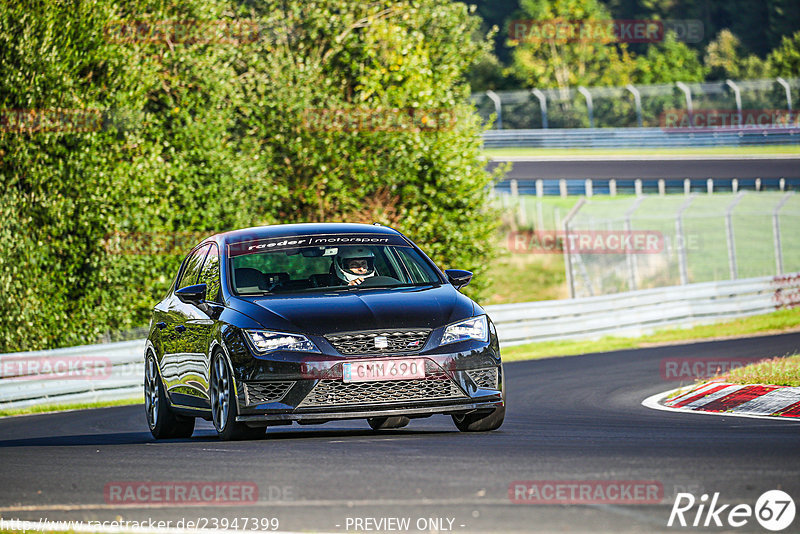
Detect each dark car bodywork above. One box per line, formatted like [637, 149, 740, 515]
[145, 223, 505, 438]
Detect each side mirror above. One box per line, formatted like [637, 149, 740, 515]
[176, 283, 207, 306]
[445, 269, 473, 290]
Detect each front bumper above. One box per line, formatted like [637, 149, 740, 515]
[223, 325, 504, 423]
[236, 399, 503, 424]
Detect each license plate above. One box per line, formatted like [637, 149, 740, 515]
[342, 359, 425, 383]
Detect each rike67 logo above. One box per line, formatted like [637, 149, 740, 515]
[669, 490, 795, 531]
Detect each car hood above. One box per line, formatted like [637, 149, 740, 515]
[231, 285, 474, 335]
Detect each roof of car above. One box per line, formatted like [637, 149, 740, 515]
[210, 223, 404, 247]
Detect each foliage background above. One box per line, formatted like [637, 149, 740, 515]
[466, 0, 800, 91]
[0, 0, 502, 351]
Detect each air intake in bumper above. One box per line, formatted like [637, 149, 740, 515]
[297, 367, 466, 408]
[243, 381, 295, 406]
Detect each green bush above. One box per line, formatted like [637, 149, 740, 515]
[0, 0, 502, 352]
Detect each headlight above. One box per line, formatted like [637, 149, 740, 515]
[244, 330, 320, 354]
[440, 315, 489, 346]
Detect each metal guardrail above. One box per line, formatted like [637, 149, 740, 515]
[0, 340, 143, 410]
[1, 271, 798, 410]
[486, 273, 800, 346]
[482, 127, 800, 148]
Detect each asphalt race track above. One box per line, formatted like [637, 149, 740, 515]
[1, 333, 799, 532]
[488, 156, 800, 180]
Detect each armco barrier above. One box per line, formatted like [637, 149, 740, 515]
[1, 273, 798, 410]
[0, 340, 144, 411]
[486, 273, 800, 346]
[482, 127, 800, 148]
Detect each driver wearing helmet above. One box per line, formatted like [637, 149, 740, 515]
[334, 247, 376, 286]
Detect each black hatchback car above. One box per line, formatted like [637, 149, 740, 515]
[145, 223, 505, 440]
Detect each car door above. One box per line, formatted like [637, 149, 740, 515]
[161, 243, 211, 407]
[192, 242, 223, 403]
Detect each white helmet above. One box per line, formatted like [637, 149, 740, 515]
[334, 247, 376, 283]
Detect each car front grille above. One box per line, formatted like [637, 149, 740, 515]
[325, 329, 431, 355]
[243, 381, 294, 406]
[466, 367, 499, 389]
[297, 362, 466, 408]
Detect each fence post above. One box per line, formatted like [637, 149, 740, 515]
[563, 198, 587, 299]
[756, 178, 762, 191]
[676, 82, 693, 127]
[510, 179, 518, 197]
[635, 179, 643, 196]
[658, 179, 666, 196]
[559, 179, 567, 198]
[772, 192, 794, 275]
[486, 90, 503, 130]
[531, 89, 548, 129]
[776, 77, 793, 111]
[536, 179, 543, 198]
[725, 80, 742, 125]
[609, 179, 617, 196]
[585, 179, 593, 197]
[626, 84, 643, 127]
[707, 178, 714, 194]
[684, 179, 691, 195]
[625, 196, 645, 291]
[676, 194, 696, 285]
[578, 86, 594, 128]
[536, 199, 544, 231]
[725, 192, 744, 280]
[732, 178, 738, 193]
[780, 178, 785, 191]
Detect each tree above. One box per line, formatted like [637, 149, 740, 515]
[768, 30, 800, 78]
[633, 32, 706, 84]
[0, 0, 503, 351]
[704, 29, 769, 80]
[508, 0, 636, 89]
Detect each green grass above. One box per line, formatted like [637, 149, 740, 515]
[502, 308, 800, 362]
[716, 354, 800, 387]
[484, 145, 800, 158]
[0, 397, 142, 418]
[484, 251, 567, 304]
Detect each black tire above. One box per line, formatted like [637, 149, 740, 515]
[144, 353, 195, 439]
[210, 352, 265, 441]
[368, 416, 410, 430]
[452, 405, 505, 432]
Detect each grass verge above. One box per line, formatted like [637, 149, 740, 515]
[0, 397, 142, 418]
[502, 308, 800, 362]
[484, 145, 800, 158]
[714, 354, 800, 387]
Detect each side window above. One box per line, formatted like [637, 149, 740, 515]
[198, 244, 221, 303]
[395, 247, 440, 283]
[176, 244, 211, 290]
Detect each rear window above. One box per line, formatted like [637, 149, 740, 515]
[228, 240, 441, 295]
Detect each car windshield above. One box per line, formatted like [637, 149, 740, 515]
[229, 241, 442, 295]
